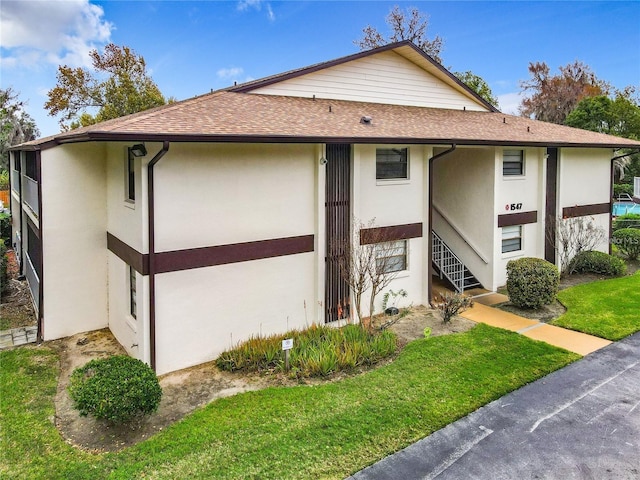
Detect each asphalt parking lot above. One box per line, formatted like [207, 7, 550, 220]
[350, 331, 640, 480]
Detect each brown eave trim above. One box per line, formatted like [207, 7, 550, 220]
[497, 211, 538, 228]
[107, 232, 149, 275]
[360, 223, 423, 245]
[154, 234, 315, 274]
[562, 203, 611, 218]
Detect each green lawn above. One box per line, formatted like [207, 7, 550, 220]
[552, 272, 640, 340]
[1, 325, 577, 479]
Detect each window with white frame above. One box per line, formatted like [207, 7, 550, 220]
[126, 148, 136, 202]
[502, 225, 523, 253]
[503, 149, 524, 176]
[375, 240, 407, 273]
[376, 148, 408, 180]
[129, 265, 137, 319]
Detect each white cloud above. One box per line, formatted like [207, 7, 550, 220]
[217, 67, 245, 79]
[237, 0, 275, 21]
[497, 92, 524, 115]
[0, 0, 113, 68]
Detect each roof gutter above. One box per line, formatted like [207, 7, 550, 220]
[427, 144, 457, 303]
[147, 141, 170, 372]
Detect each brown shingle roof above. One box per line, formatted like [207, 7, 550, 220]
[21, 91, 640, 150]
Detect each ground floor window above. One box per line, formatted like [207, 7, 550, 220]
[375, 240, 407, 273]
[502, 225, 523, 253]
[129, 265, 137, 319]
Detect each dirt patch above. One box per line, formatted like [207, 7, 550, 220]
[496, 300, 567, 323]
[373, 305, 475, 347]
[51, 305, 469, 453]
[0, 250, 36, 331]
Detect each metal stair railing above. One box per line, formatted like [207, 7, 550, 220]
[432, 230, 465, 293]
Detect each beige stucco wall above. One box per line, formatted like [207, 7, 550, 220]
[493, 148, 546, 288]
[353, 144, 429, 315]
[40, 143, 108, 340]
[432, 147, 495, 289]
[557, 148, 613, 254]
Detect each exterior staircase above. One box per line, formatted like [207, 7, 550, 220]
[432, 231, 482, 293]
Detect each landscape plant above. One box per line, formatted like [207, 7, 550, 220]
[432, 292, 474, 323]
[612, 228, 640, 260]
[569, 250, 627, 276]
[216, 323, 397, 377]
[506, 257, 560, 309]
[68, 355, 162, 423]
[613, 213, 640, 231]
[547, 215, 607, 275]
[0, 212, 10, 246]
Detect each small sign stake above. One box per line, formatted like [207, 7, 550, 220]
[282, 338, 293, 371]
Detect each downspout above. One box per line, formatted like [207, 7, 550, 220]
[147, 141, 170, 372]
[428, 144, 457, 303]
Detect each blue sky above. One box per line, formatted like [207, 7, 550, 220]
[1, 0, 639, 137]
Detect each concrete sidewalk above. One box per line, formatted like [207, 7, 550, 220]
[460, 294, 612, 356]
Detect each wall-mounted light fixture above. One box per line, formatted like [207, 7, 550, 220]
[319, 157, 328, 165]
[130, 144, 147, 157]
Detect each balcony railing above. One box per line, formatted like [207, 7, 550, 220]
[11, 169, 21, 194]
[25, 253, 40, 311]
[22, 176, 39, 217]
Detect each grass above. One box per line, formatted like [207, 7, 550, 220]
[552, 272, 640, 340]
[1, 324, 578, 479]
[216, 324, 397, 377]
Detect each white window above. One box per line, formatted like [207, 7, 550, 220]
[502, 225, 523, 253]
[375, 240, 407, 273]
[503, 149, 524, 176]
[126, 149, 136, 202]
[129, 265, 137, 319]
[376, 148, 408, 180]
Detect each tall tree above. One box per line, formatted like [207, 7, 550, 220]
[519, 60, 607, 124]
[1, 88, 40, 171]
[453, 71, 499, 108]
[45, 43, 167, 130]
[355, 5, 443, 63]
[565, 89, 640, 180]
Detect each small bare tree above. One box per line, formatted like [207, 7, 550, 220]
[547, 215, 607, 275]
[337, 219, 401, 331]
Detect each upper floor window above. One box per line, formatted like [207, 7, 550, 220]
[376, 148, 408, 180]
[126, 148, 136, 202]
[503, 149, 524, 176]
[375, 240, 407, 273]
[25, 151, 38, 181]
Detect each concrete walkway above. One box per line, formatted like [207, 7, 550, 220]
[461, 293, 612, 356]
[0, 326, 38, 349]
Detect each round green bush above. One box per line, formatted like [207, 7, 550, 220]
[570, 250, 627, 276]
[506, 257, 559, 309]
[68, 355, 162, 423]
[612, 228, 640, 260]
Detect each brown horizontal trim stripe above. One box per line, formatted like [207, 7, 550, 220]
[562, 203, 610, 218]
[107, 232, 149, 275]
[498, 211, 538, 228]
[154, 234, 314, 274]
[360, 223, 423, 245]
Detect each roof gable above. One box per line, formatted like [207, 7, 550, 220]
[231, 41, 497, 113]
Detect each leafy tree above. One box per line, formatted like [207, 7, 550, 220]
[1, 88, 40, 171]
[453, 71, 499, 107]
[355, 5, 443, 63]
[519, 61, 607, 124]
[45, 43, 167, 130]
[565, 90, 640, 180]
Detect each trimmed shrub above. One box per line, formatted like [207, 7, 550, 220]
[506, 257, 560, 309]
[68, 355, 162, 423]
[612, 228, 640, 260]
[613, 183, 633, 198]
[0, 212, 10, 247]
[0, 242, 7, 292]
[613, 213, 640, 231]
[570, 250, 627, 276]
[433, 292, 474, 323]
